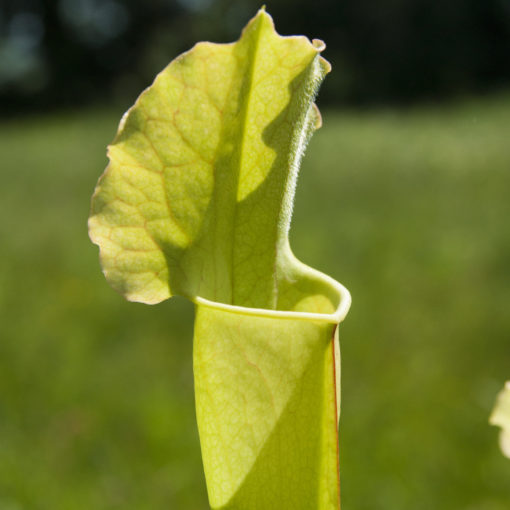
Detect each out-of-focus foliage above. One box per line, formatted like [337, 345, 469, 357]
[1, 0, 510, 114]
[490, 382, 510, 458]
[1, 94, 509, 508]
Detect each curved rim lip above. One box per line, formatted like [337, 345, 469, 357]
[192, 274, 351, 324]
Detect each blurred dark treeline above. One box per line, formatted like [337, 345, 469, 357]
[1, 0, 510, 116]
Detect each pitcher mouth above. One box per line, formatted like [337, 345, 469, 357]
[192, 271, 351, 324]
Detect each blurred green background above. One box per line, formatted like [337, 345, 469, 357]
[1, 0, 510, 509]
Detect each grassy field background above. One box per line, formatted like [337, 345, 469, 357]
[1, 93, 509, 509]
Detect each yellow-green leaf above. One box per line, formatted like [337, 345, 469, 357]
[89, 8, 350, 509]
[490, 381, 510, 458]
[89, 8, 331, 309]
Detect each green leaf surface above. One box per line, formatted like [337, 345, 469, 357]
[89, 8, 350, 509]
[490, 381, 510, 458]
[194, 303, 343, 509]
